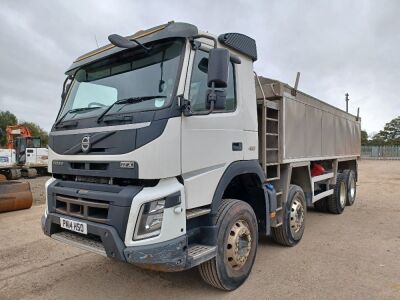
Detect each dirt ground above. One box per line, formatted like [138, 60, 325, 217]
[0, 160, 399, 299]
[22, 176, 51, 206]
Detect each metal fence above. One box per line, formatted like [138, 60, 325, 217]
[361, 146, 400, 159]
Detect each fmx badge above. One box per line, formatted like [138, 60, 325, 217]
[120, 161, 135, 169]
[81, 135, 91, 153]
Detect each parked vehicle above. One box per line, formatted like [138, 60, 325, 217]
[41, 22, 360, 290]
[0, 125, 48, 178]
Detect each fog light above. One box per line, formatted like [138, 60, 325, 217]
[134, 199, 165, 240]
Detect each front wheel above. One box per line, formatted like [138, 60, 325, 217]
[199, 199, 258, 291]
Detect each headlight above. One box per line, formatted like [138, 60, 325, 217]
[134, 199, 165, 240]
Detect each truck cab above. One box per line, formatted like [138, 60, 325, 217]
[42, 22, 359, 290]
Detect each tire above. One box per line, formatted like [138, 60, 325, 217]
[327, 173, 347, 214]
[199, 199, 258, 291]
[314, 198, 328, 212]
[343, 170, 356, 206]
[271, 185, 306, 246]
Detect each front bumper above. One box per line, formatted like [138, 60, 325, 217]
[42, 212, 188, 271]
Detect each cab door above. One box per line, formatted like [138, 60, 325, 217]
[181, 46, 243, 209]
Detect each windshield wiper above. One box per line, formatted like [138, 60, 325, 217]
[97, 96, 167, 123]
[55, 107, 101, 127]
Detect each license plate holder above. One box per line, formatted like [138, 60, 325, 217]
[60, 217, 87, 235]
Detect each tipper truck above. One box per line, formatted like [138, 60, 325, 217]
[42, 22, 361, 290]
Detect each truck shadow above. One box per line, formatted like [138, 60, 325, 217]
[80, 257, 228, 297]
[52, 209, 331, 297]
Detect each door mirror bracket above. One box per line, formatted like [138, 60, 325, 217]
[181, 96, 214, 117]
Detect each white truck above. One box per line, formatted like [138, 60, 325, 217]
[0, 149, 16, 167]
[14, 136, 49, 177]
[42, 22, 360, 290]
[0, 148, 20, 179]
[0, 139, 48, 179]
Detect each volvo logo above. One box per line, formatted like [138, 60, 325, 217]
[81, 136, 91, 153]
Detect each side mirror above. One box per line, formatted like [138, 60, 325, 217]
[182, 48, 230, 116]
[206, 48, 229, 112]
[61, 82, 71, 101]
[61, 76, 73, 107]
[207, 48, 229, 88]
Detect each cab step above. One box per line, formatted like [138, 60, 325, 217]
[186, 244, 217, 267]
[186, 208, 211, 219]
[51, 231, 106, 256]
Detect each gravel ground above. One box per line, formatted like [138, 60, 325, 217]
[22, 176, 51, 206]
[0, 160, 399, 299]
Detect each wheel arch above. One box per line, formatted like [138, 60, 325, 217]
[338, 159, 358, 181]
[210, 160, 270, 234]
[290, 165, 312, 206]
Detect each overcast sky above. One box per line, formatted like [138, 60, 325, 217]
[0, 0, 399, 134]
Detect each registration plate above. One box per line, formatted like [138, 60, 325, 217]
[60, 217, 87, 235]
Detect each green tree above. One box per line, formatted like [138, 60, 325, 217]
[20, 122, 49, 147]
[0, 111, 18, 147]
[371, 116, 400, 145]
[361, 130, 369, 145]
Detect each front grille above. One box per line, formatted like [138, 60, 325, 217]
[75, 175, 110, 184]
[53, 173, 159, 187]
[70, 162, 108, 170]
[55, 195, 109, 223]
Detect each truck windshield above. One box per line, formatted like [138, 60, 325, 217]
[59, 39, 184, 122]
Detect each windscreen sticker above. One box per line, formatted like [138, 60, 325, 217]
[154, 98, 165, 108]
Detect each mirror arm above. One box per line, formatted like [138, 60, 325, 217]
[183, 103, 214, 116]
[189, 34, 218, 49]
[181, 84, 216, 117]
[207, 81, 216, 113]
[129, 38, 152, 52]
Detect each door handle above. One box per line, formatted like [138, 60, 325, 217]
[232, 142, 242, 151]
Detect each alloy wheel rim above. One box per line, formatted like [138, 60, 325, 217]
[290, 197, 304, 236]
[339, 182, 346, 207]
[350, 178, 356, 199]
[225, 220, 252, 270]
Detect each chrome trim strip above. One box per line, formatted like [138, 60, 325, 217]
[50, 122, 151, 136]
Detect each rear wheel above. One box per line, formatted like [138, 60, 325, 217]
[199, 199, 258, 291]
[327, 173, 347, 214]
[271, 185, 306, 246]
[314, 198, 328, 212]
[343, 170, 356, 206]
